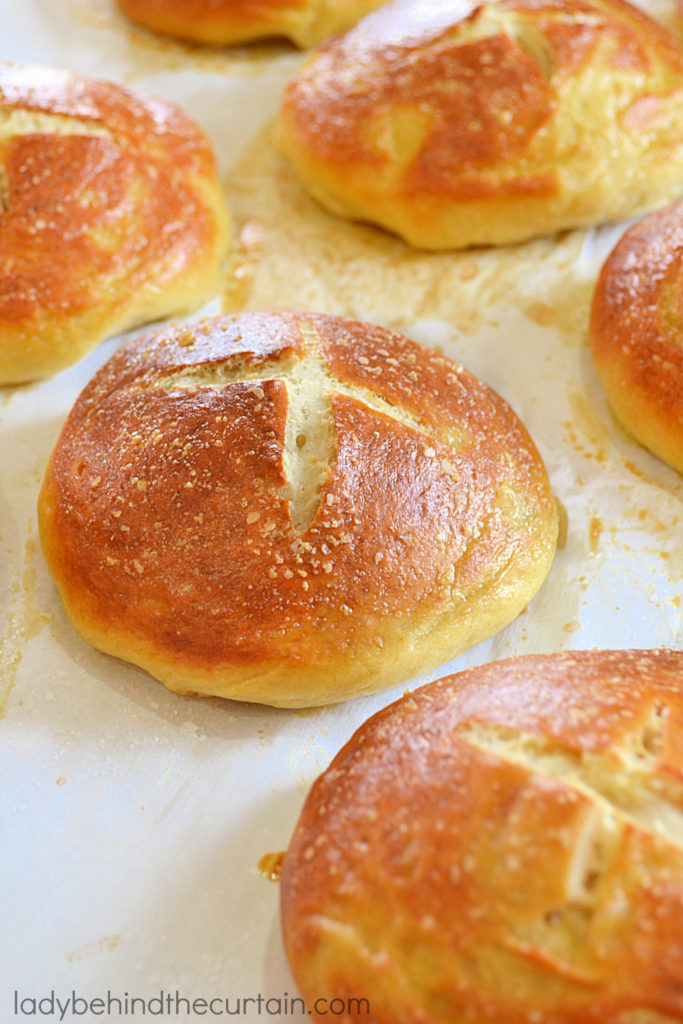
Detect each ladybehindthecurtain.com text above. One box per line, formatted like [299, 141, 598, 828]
[12, 989, 371, 1019]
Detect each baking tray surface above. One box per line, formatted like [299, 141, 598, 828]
[2, 2, 682, 1020]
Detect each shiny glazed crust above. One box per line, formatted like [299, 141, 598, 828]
[38, 312, 557, 708]
[277, 0, 683, 250]
[590, 203, 683, 474]
[0, 64, 231, 385]
[282, 648, 683, 1022]
[115, 0, 387, 47]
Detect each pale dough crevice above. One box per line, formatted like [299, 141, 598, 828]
[155, 320, 470, 535]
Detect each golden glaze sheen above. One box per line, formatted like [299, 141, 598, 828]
[277, 0, 683, 249]
[0, 64, 230, 385]
[282, 649, 683, 1023]
[38, 312, 557, 708]
[590, 203, 683, 474]
[115, 0, 388, 47]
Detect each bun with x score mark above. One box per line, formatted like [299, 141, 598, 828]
[0, 63, 230, 384]
[116, 0, 388, 48]
[38, 312, 557, 707]
[281, 649, 683, 1021]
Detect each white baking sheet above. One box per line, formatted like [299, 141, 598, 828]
[1, 2, 682, 1022]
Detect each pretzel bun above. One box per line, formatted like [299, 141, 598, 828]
[282, 648, 683, 1022]
[590, 203, 683, 474]
[277, 0, 683, 250]
[0, 64, 230, 385]
[38, 312, 557, 708]
[115, 0, 387, 48]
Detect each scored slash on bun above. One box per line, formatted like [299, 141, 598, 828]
[0, 63, 231, 385]
[115, 0, 388, 48]
[277, 0, 683, 249]
[38, 312, 557, 708]
[281, 649, 683, 1023]
[590, 202, 683, 475]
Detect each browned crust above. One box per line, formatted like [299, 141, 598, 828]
[38, 312, 557, 707]
[115, 0, 387, 47]
[590, 202, 683, 474]
[0, 64, 231, 384]
[277, 0, 683, 248]
[282, 648, 683, 1022]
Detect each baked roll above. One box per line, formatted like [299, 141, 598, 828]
[277, 0, 683, 250]
[0, 64, 230, 385]
[115, 0, 387, 48]
[38, 312, 557, 708]
[590, 203, 683, 474]
[282, 648, 683, 1022]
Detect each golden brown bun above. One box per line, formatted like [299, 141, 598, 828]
[115, 0, 387, 48]
[0, 64, 230, 385]
[590, 203, 683, 474]
[277, 0, 683, 250]
[282, 649, 683, 1022]
[38, 312, 557, 708]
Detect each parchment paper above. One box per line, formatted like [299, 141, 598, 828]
[2, 2, 682, 1021]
